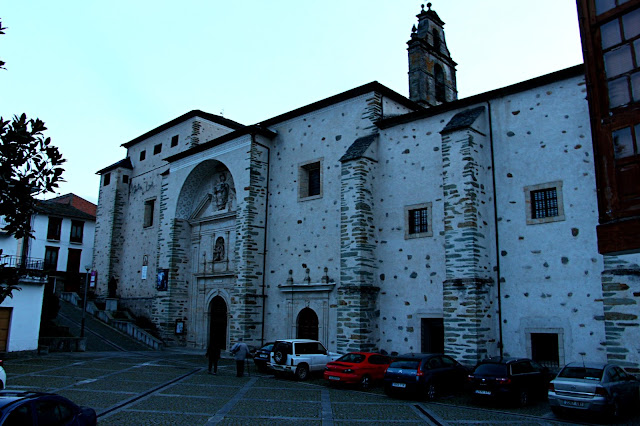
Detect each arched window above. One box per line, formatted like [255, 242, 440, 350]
[297, 308, 319, 340]
[432, 28, 441, 52]
[435, 64, 446, 103]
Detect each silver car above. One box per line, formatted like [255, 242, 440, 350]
[548, 362, 639, 418]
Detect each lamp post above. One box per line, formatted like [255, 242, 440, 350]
[80, 265, 91, 338]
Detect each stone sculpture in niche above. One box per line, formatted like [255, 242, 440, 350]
[213, 173, 229, 211]
[213, 237, 225, 261]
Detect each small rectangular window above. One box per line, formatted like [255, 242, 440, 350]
[70, 220, 84, 243]
[47, 217, 62, 240]
[171, 135, 179, 147]
[524, 181, 565, 225]
[153, 144, 162, 155]
[531, 333, 559, 368]
[143, 199, 155, 228]
[409, 208, 429, 234]
[103, 173, 111, 186]
[405, 202, 433, 239]
[531, 188, 559, 219]
[140, 150, 146, 161]
[123, 175, 129, 184]
[298, 160, 323, 200]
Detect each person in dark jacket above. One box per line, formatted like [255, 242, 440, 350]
[206, 339, 221, 375]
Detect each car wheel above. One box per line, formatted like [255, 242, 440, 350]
[426, 383, 437, 401]
[359, 375, 371, 390]
[295, 364, 309, 381]
[518, 389, 529, 407]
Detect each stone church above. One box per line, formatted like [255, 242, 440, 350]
[93, 5, 640, 371]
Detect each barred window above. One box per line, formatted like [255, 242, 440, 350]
[524, 181, 565, 225]
[405, 202, 433, 239]
[409, 207, 429, 234]
[531, 188, 559, 219]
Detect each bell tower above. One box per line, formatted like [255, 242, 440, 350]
[408, 3, 457, 107]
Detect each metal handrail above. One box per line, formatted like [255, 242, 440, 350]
[0, 254, 45, 270]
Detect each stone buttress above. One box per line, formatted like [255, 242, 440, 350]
[440, 106, 499, 365]
[600, 255, 640, 374]
[337, 134, 380, 353]
[229, 140, 269, 344]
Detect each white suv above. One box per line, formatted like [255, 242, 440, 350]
[268, 339, 341, 380]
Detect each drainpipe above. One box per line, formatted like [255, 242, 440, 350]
[253, 135, 270, 347]
[487, 101, 504, 357]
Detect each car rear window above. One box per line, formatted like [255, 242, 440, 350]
[389, 360, 420, 370]
[274, 341, 292, 354]
[474, 363, 508, 376]
[338, 353, 365, 363]
[558, 367, 604, 380]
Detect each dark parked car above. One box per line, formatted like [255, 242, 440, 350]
[0, 391, 96, 425]
[252, 342, 274, 373]
[467, 357, 550, 406]
[383, 353, 469, 400]
[324, 352, 392, 389]
[548, 362, 640, 419]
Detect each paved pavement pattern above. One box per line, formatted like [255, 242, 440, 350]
[6, 350, 640, 425]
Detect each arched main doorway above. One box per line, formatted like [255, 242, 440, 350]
[209, 296, 227, 350]
[297, 307, 319, 340]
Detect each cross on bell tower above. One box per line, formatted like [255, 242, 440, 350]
[407, 3, 458, 107]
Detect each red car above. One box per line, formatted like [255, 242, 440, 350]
[324, 352, 392, 389]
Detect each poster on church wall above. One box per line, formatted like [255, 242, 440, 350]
[142, 255, 148, 279]
[157, 269, 168, 291]
[90, 270, 97, 288]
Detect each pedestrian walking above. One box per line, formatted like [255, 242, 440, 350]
[206, 339, 221, 375]
[230, 338, 250, 377]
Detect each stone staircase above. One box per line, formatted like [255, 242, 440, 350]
[60, 292, 163, 350]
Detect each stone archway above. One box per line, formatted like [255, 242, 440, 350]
[209, 296, 227, 350]
[297, 307, 319, 340]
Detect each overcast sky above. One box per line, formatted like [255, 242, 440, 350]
[1, 1, 583, 204]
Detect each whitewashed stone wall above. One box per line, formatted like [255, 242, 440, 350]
[492, 75, 606, 365]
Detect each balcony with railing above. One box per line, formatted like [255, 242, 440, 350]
[0, 254, 47, 284]
[0, 254, 45, 270]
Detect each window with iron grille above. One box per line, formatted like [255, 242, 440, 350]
[47, 217, 62, 240]
[524, 181, 565, 225]
[531, 188, 559, 219]
[409, 207, 429, 234]
[70, 220, 84, 243]
[405, 202, 433, 239]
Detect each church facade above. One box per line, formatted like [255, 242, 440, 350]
[93, 5, 640, 371]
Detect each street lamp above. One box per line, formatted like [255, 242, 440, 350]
[80, 265, 91, 338]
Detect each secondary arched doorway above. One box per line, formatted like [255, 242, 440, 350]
[209, 296, 227, 350]
[297, 307, 319, 340]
